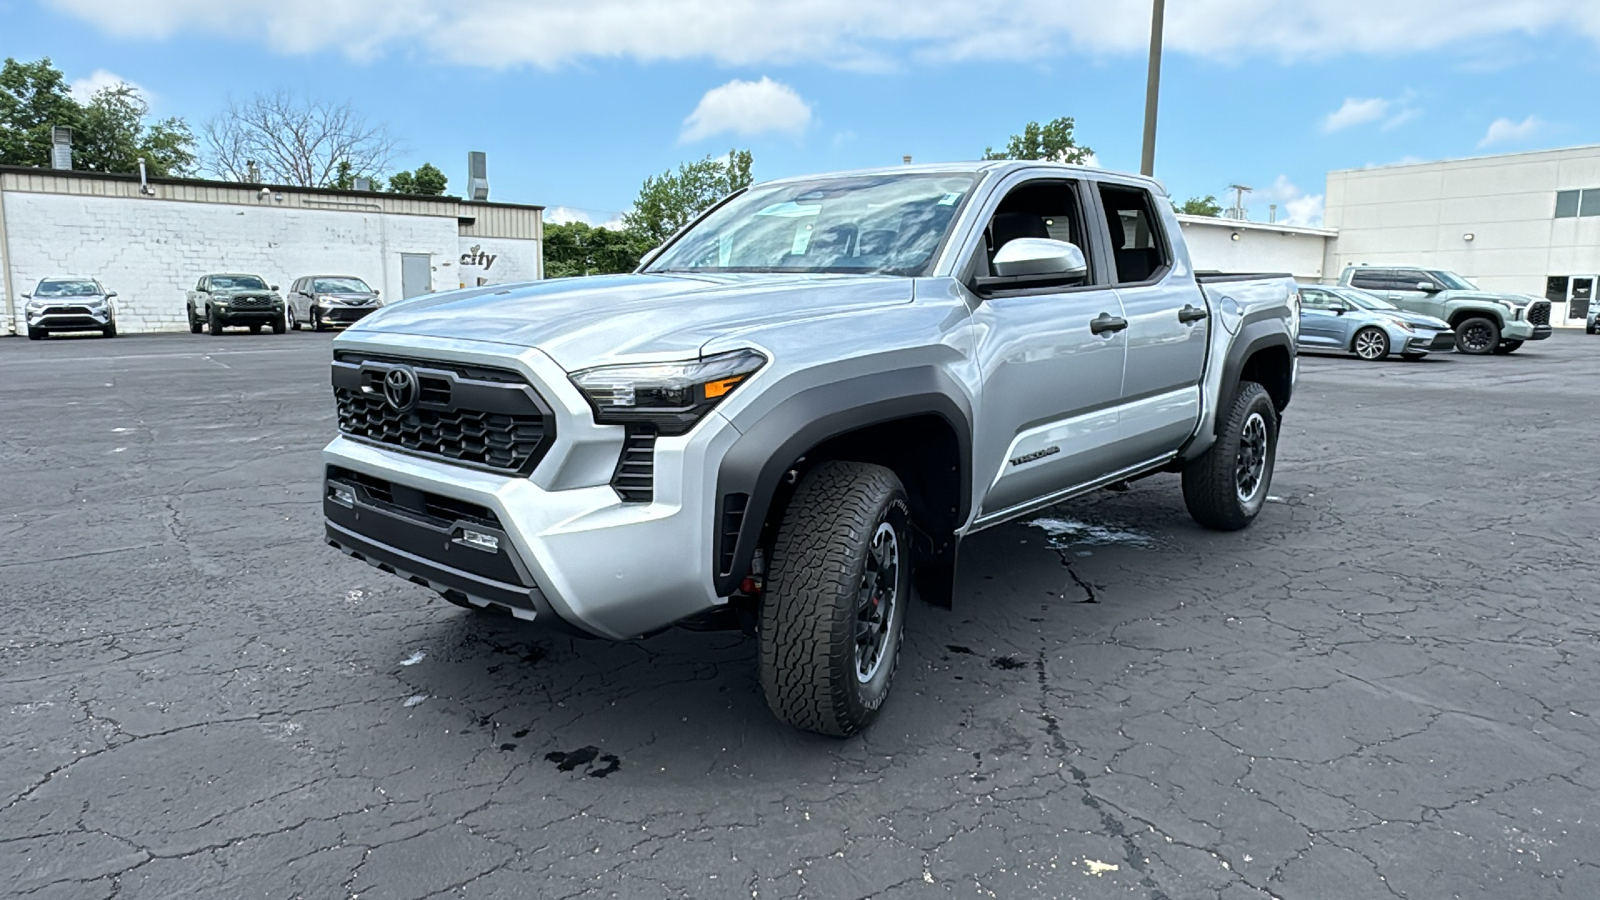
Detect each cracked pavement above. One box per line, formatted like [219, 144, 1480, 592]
[3, 330, 1598, 899]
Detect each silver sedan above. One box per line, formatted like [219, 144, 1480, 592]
[1298, 285, 1454, 361]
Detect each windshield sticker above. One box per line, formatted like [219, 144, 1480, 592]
[937, 192, 963, 206]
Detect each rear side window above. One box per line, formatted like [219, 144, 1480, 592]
[1348, 269, 1389, 290]
[1097, 185, 1171, 285]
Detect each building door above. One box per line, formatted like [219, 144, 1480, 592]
[400, 254, 432, 299]
[1570, 277, 1594, 322]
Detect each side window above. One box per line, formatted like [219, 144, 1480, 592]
[1299, 288, 1330, 310]
[1396, 270, 1429, 289]
[978, 179, 1097, 286]
[198, 277, 208, 292]
[1348, 269, 1388, 290]
[1097, 185, 1171, 285]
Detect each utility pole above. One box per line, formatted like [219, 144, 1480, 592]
[1140, 0, 1166, 177]
[1227, 184, 1253, 220]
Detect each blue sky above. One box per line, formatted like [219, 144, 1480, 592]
[5, 0, 1598, 226]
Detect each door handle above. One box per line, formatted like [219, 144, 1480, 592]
[1090, 313, 1129, 335]
[1178, 304, 1209, 323]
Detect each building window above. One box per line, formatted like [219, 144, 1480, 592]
[1557, 188, 1600, 217]
[1582, 190, 1600, 217]
[1555, 191, 1580, 217]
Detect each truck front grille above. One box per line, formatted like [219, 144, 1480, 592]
[332, 353, 555, 475]
[231, 296, 273, 309]
[1527, 302, 1551, 326]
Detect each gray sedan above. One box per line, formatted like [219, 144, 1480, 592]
[1299, 285, 1454, 361]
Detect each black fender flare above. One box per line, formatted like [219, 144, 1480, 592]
[1216, 319, 1294, 435]
[712, 367, 973, 602]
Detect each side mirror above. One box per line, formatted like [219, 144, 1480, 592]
[270, 284, 280, 292]
[372, 289, 380, 296]
[106, 291, 118, 298]
[973, 238, 1089, 293]
[1416, 281, 1438, 292]
[20, 293, 30, 299]
[1330, 304, 1349, 315]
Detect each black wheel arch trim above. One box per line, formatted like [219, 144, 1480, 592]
[713, 366, 974, 604]
[1216, 317, 1295, 437]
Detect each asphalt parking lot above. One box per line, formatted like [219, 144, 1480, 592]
[4, 329, 1599, 899]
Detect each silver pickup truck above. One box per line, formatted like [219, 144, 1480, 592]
[322, 162, 1299, 735]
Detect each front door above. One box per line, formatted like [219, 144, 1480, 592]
[1296, 288, 1345, 348]
[964, 176, 1130, 522]
[1386, 269, 1444, 318]
[400, 254, 432, 299]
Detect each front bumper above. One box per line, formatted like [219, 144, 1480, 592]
[319, 304, 379, 324]
[320, 338, 737, 640]
[215, 304, 283, 323]
[1404, 331, 1455, 353]
[27, 307, 111, 331]
[1501, 320, 1552, 341]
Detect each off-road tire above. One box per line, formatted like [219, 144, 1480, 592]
[1455, 316, 1499, 355]
[189, 310, 203, 334]
[208, 307, 223, 335]
[1492, 340, 1523, 355]
[759, 461, 912, 738]
[271, 314, 286, 335]
[1182, 382, 1278, 532]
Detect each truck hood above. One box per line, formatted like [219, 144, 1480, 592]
[351, 273, 915, 370]
[1446, 290, 1524, 307]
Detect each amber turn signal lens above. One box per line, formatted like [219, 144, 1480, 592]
[703, 375, 745, 399]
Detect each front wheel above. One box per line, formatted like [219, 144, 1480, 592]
[102, 321, 117, 338]
[288, 307, 300, 331]
[1352, 327, 1390, 361]
[1182, 382, 1278, 531]
[27, 327, 44, 341]
[1492, 340, 1523, 355]
[311, 309, 324, 332]
[208, 306, 223, 335]
[759, 461, 912, 737]
[1455, 316, 1499, 355]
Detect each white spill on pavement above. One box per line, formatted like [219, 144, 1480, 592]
[1082, 859, 1119, 876]
[400, 651, 426, 667]
[403, 694, 428, 708]
[1025, 516, 1157, 550]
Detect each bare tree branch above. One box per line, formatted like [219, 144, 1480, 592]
[201, 89, 397, 187]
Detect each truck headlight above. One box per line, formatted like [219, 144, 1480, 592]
[569, 349, 767, 435]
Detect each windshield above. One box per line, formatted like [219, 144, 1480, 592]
[646, 173, 979, 277]
[313, 278, 371, 294]
[35, 280, 101, 297]
[1429, 270, 1476, 290]
[212, 275, 268, 291]
[1339, 288, 1398, 310]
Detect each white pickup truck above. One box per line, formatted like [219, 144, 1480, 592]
[322, 161, 1300, 735]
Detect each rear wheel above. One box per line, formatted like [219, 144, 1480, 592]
[208, 306, 223, 335]
[189, 309, 203, 334]
[1492, 340, 1523, 355]
[759, 461, 912, 737]
[1182, 382, 1278, 531]
[1455, 316, 1499, 355]
[1352, 327, 1390, 361]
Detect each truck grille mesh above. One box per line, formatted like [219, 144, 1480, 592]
[336, 390, 547, 472]
[231, 296, 273, 309]
[1527, 302, 1551, 326]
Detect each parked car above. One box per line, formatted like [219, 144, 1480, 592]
[1338, 265, 1551, 355]
[320, 161, 1300, 736]
[187, 274, 286, 335]
[22, 277, 118, 339]
[1298, 285, 1454, 360]
[287, 275, 382, 332]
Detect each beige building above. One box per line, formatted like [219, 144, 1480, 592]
[1322, 145, 1600, 327]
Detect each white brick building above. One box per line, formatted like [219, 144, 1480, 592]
[0, 166, 544, 336]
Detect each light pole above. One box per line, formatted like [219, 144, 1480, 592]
[1140, 0, 1166, 177]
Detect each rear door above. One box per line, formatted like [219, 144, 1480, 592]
[1346, 268, 1396, 301]
[962, 174, 1130, 523]
[1096, 182, 1207, 462]
[1296, 287, 1345, 348]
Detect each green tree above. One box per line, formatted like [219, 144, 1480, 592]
[982, 116, 1093, 165]
[0, 58, 196, 175]
[623, 149, 754, 248]
[388, 162, 448, 196]
[1176, 195, 1223, 217]
[544, 220, 649, 278]
[73, 84, 196, 176]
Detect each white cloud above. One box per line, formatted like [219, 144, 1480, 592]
[69, 69, 147, 103]
[1479, 114, 1545, 147]
[1321, 93, 1419, 132]
[545, 206, 625, 228]
[681, 78, 812, 143]
[41, 0, 1600, 69]
[1253, 175, 1324, 226]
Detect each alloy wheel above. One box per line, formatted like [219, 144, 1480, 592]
[1354, 330, 1387, 360]
[855, 521, 901, 683]
[1235, 412, 1268, 504]
[1460, 322, 1494, 353]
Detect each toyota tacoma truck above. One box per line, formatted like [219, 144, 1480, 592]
[322, 162, 1299, 736]
[1338, 265, 1552, 355]
[187, 273, 287, 335]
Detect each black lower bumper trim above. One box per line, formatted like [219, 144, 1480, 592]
[1529, 326, 1553, 340]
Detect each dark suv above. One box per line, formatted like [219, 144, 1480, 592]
[1338, 266, 1552, 355]
[187, 274, 286, 335]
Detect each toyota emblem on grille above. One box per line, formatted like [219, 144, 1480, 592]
[382, 367, 418, 412]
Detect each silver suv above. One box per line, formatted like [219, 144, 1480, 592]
[23, 277, 119, 339]
[321, 162, 1300, 735]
